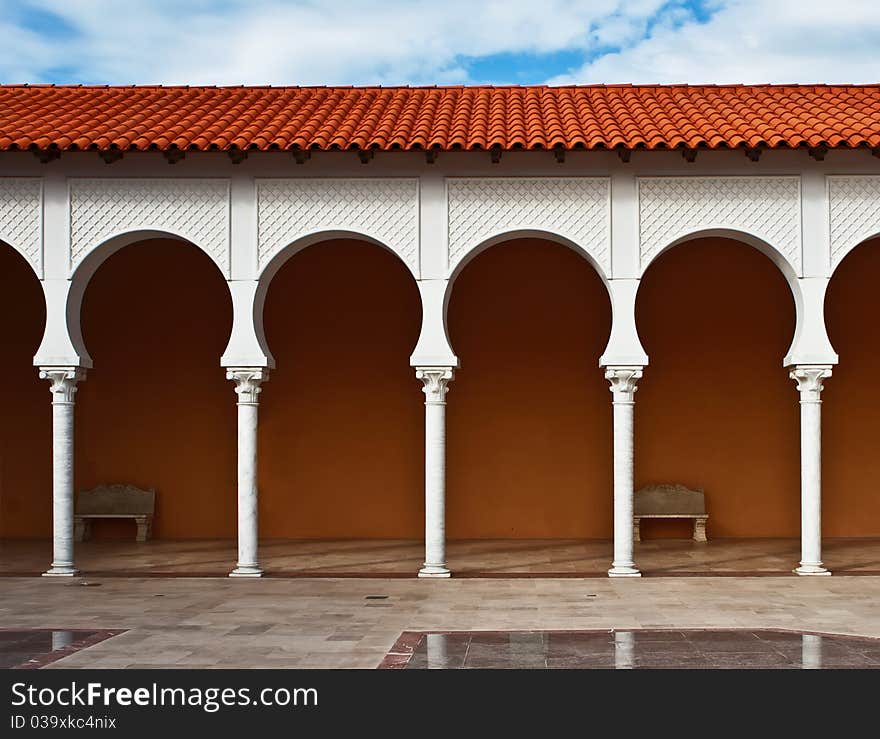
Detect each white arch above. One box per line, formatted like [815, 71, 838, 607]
[638, 228, 818, 367]
[241, 230, 421, 369]
[830, 230, 880, 277]
[436, 229, 614, 368]
[58, 229, 232, 368]
[448, 228, 611, 287]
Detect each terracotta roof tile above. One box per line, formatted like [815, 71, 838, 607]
[1, 84, 879, 153]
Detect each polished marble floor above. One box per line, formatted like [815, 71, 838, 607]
[0, 630, 119, 669]
[390, 630, 880, 669]
[3, 537, 880, 576]
[2, 575, 880, 668]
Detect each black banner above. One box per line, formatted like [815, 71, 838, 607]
[0, 668, 871, 733]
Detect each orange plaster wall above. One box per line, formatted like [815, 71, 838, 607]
[824, 237, 880, 536]
[0, 245, 50, 537]
[260, 240, 424, 538]
[635, 238, 800, 538]
[446, 239, 613, 538]
[75, 239, 236, 539]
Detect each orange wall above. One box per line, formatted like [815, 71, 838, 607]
[6, 235, 880, 541]
[635, 238, 800, 538]
[0, 244, 50, 537]
[75, 239, 236, 539]
[447, 239, 613, 538]
[824, 237, 880, 536]
[260, 240, 424, 537]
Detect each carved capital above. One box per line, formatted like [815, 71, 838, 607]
[605, 366, 643, 403]
[416, 367, 454, 405]
[227, 368, 269, 405]
[39, 367, 86, 404]
[790, 365, 832, 403]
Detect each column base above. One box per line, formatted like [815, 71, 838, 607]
[608, 565, 641, 578]
[794, 564, 831, 576]
[42, 567, 79, 577]
[229, 566, 263, 578]
[418, 565, 451, 578]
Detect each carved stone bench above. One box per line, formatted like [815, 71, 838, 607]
[74, 484, 155, 542]
[633, 484, 708, 542]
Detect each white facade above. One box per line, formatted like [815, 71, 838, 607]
[3, 146, 876, 577]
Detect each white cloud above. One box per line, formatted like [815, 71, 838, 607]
[1, 0, 671, 84]
[2, 0, 879, 86]
[551, 0, 880, 84]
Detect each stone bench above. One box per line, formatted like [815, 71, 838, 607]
[633, 484, 708, 542]
[73, 484, 155, 542]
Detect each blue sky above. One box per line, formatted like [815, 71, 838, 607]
[1, 0, 879, 86]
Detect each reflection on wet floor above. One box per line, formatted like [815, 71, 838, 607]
[0, 630, 104, 668]
[403, 630, 880, 669]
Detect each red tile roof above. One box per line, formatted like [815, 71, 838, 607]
[1, 84, 879, 154]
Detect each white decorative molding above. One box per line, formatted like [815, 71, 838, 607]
[790, 364, 832, 403]
[227, 367, 269, 405]
[415, 366, 454, 405]
[39, 366, 87, 404]
[69, 178, 231, 275]
[638, 176, 801, 272]
[0, 177, 42, 275]
[605, 366, 642, 403]
[828, 176, 880, 268]
[256, 178, 420, 274]
[447, 177, 610, 273]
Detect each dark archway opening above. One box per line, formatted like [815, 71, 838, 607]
[636, 237, 798, 554]
[77, 238, 235, 540]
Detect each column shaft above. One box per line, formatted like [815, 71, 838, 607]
[228, 368, 267, 577]
[41, 367, 85, 577]
[606, 367, 642, 577]
[790, 365, 831, 576]
[417, 367, 453, 578]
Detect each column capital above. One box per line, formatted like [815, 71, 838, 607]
[605, 366, 643, 403]
[415, 366, 454, 405]
[39, 366, 86, 404]
[226, 367, 269, 405]
[789, 364, 832, 402]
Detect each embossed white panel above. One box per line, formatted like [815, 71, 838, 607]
[639, 177, 801, 272]
[447, 177, 610, 272]
[69, 179, 231, 275]
[0, 178, 42, 275]
[257, 178, 420, 274]
[828, 176, 880, 267]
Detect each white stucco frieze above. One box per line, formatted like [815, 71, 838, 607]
[256, 178, 420, 274]
[828, 176, 880, 268]
[0, 177, 43, 275]
[638, 176, 801, 272]
[446, 177, 610, 274]
[68, 178, 231, 276]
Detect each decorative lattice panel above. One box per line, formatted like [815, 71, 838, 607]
[69, 179, 231, 275]
[639, 177, 801, 272]
[447, 177, 610, 272]
[0, 178, 42, 275]
[828, 176, 880, 268]
[256, 178, 420, 273]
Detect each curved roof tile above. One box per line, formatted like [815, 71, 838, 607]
[0, 84, 879, 153]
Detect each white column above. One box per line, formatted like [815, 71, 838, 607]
[790, 365, 832, 576]
[801, 634, 823, 669]
[416, 367, 454, 578]
[227, 368, 268, 577]
[40, 367, 86, 577]
[614, 631, 636, 669]
[606, 366, 643, 577]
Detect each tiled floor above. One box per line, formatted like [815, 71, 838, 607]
[4, 537, 880, 576]
[2, 575, 880, 668]
[0, 630, 121, 669]
[388, 630, 880, 669]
